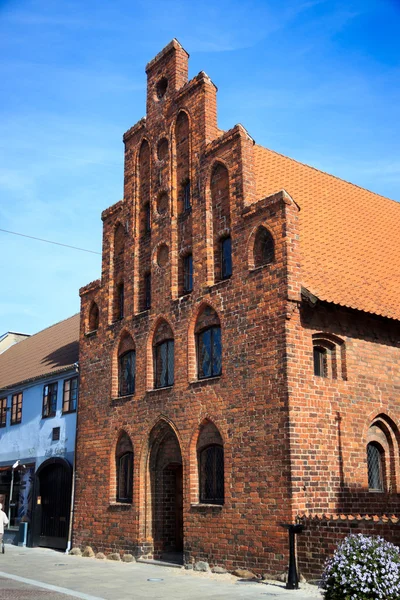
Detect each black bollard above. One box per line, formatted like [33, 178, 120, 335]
[280, 523, 303, 590]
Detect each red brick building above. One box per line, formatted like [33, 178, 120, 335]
[74, 40, 400, 577]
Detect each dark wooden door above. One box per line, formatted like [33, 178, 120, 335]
[38, 463, 71, 550]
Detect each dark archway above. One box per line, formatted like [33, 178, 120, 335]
[149, 420, 183, 563]
[32, 458, 72, 550]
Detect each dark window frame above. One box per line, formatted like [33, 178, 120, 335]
[117, 282, 124, 320]
[367, 442, 385, 492]
[11, 392, 23, 425]
[154, 339, 174, 389]
[42, 382, 58, 418]
[221, 236, 232, 280]
[183, 253, 193, 294]
[0, 397, 7, 428]
[52, 427, 60, 441]
[62, 377, 78, 414]
[197, 325, 222, 380]
[313, 346, 327, 377]
[117, 451, 133, 503]
[199, 444, 224, 505]
[118, 350, 136, 397]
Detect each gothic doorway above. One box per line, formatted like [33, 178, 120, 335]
[149, 420, 183, 563]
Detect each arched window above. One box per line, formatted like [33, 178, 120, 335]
[195, 306, 222, 379]
[88, 302, 99, 332]
[153, 320, 174, 388]
[367, 442, 384, 491]
[197, 421, 224, 505]
[311, 334, 346, 380]
[119, 350, 135, 396]
[253, 226, 274, 267]
[116, 432, 133, 503]
[117, 333, 135, 397]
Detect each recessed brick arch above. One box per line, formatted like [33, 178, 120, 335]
[109, 429, 134, 503]
[139, 417, 184, 560]
[146, 316, 175, 390]
[111, 328, 136, 398]
[188, 415, 227, 505]
[364, 413, 400, 493]
[187, 301, 222, 382]
[87, 300, 99, 333]
[247, 223, 275, 270]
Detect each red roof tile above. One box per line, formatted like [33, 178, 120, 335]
[254, 145, 400, 320]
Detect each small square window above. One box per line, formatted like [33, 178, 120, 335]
[52, 427, 60, 441]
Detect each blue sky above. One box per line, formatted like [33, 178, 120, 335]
[1, 0, 399, 335]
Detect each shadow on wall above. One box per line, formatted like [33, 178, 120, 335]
[41, 341, 79, 369]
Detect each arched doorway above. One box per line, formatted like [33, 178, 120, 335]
[32, 458, 72, 550]
[148, 420, 183, 563]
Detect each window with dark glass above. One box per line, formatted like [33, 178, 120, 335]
[221, 237, 232, 279]
[199, 445, 224, 504]
[119, 350, 136, 396]
[0, 398, 7, 428]
[117, 283, 124, 319]
[144, 273, 151, 309]
[42, 383, 57, 418]
[198, 326, 222, 379]
[63, 377, 78, 413]
[11, 392, 23, 425]
[367, 443, 384, 491]
[52, 427, 60, 441]
[183, 180, 191, 211]
[154, 339, 174, 388]
[313, 346, 327, 377]
[183, 254, 193, 293]
[117, 452, 133, 502]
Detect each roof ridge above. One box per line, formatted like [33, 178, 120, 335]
[255, 143, 400, 206]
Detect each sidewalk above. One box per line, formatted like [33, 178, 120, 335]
[0, 544, 323, 600]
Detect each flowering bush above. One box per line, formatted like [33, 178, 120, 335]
[321, 534, 400, 599]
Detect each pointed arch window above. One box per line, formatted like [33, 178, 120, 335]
[119, 350, 136, 396]
[116, 433, 133, 503]
[197, 421, 224, 505]
[154, 340, 174, 388]
[367, 442, 384, 492]
[195, 305, 222, 380]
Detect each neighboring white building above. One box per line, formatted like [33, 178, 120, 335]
[0, 315, 79, 550]
[0, 332, 30, 354]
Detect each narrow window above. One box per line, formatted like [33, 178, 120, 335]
[0, 398, 7, 427]
[119, 350, 136, 396]
[197, 326, 222, 379]
[144, 202, 151, 233]
[154, 339, 174, 388]
[367, 443, 384, 491]
[199, 445, 224, 504]
[11, 392, 23, 425]
[117, 452, 133, 502]
[183, 180, 191, 211]
[42, 383, 57, 418]
[183, 254, 193, 293]
[63, 377, 78, 413]
[313, 346, 327, 377]
[117, 283, 124, 319]
[221, 237, 232, 279]
[144, 273, 151, 309]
